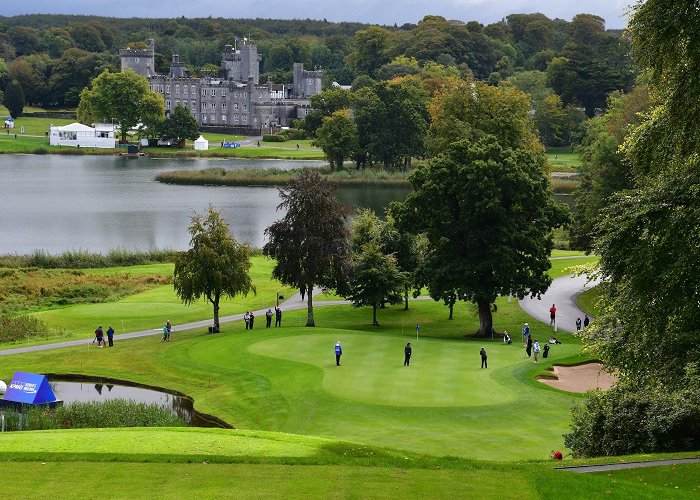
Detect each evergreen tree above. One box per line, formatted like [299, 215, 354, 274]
[4, 79, 25, 118]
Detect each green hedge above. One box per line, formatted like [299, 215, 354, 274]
[262, 134, 287, 142]
[564, 368, 700, 457]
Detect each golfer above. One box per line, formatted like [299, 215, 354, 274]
[335, 341, 342, 366]
[404, 342, 412, 366]
[480, 347, 488, 368]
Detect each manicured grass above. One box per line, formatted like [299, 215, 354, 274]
[593, 463, 700, 493]
[17, 257, 294, 343]
[547, 147, 582, 169]
[577, 286, 602, 316]
[0, 293, 585, 460]
[549, 256, 599, 279]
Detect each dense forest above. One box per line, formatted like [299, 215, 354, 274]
[0, 13, 634, 145]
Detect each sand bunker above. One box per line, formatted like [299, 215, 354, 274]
[537, 362, 617, 393]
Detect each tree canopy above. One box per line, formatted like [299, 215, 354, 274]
[77, 69, 164, 142]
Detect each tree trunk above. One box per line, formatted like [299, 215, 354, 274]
[404, 286, 409, 311]
[476, 297, 493, 337]
[306, 284, 315, 327]
[212, 294, 220, 330]
[372, 303, 379, 326]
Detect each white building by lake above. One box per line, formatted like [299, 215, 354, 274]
[49, 123, 116, 149]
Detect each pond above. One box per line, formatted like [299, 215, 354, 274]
[50, 378, 229, 428]
[0, 155, 409, 254]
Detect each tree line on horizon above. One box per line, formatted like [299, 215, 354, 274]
[0, 12, 632, 132]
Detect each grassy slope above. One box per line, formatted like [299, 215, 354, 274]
[577, 286, 602, 316]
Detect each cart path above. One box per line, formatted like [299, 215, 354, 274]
[0, 287, 349, 357]
[0, 273, 594, 357]
[557, 457, 700, 473]
[518, 273, 599, 334]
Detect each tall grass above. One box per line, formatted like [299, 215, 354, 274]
[0, 315, 50, 343]
[0, 248, 178, 269]
[550, 178, 579, 194]
[0, 400, 187, 431]
[155, 167, 412, 187]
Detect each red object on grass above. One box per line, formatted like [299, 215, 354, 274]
[553, 451, 563, 460]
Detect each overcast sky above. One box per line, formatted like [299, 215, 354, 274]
[3, 1, 634, 29]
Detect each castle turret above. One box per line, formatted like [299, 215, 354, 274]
[170, 54, 187, 78]
[293, 63, 323, 98]
[120, 38, 155, 77]
[221, 41, 261, 84]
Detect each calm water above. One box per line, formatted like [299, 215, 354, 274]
[50, 379, 226, 427]
[0, 155, 409, 254]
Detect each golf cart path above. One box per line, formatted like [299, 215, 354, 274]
[519, 274, 599, 333]
[0, 288, 349, 357]
[558, 457, 700, 473]
[0, 274, 591, 357]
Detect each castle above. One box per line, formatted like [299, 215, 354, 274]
[120, 39, 323, 133]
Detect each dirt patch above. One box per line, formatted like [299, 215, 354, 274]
[537, 362, 616, 393]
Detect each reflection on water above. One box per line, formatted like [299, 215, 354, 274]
[50, 380, 226, 428]
[0, 155, 409, 254]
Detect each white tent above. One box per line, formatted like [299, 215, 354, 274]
[49, 122, 116, 149]
[194, 135, 209, 151]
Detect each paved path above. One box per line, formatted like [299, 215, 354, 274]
[0, 288, 349, 357]
[519, 274, 599, 333]
[557, 457, 700, 473]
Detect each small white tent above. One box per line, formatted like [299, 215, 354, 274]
[194, 135, 209, 151]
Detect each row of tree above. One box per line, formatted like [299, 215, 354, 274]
[176, 80, 564, 338]
[0, 13, 633, 119]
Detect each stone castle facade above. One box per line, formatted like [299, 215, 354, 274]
[119, 39, 323, 133]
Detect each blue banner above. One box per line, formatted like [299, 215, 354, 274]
[3, 371, 58, 404]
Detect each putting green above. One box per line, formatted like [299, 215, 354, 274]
[249, 332, 519, 407]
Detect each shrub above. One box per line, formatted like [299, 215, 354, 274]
[564, 370, 700, 457]
[1, 400, 187, 431]
[0, 248, 178, 269]
[284, 128, 306, 140]
[262, 134, 288, 142]
[0, 315, 49, 343]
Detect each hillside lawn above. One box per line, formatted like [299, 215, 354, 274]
[547, 146, 582, 170]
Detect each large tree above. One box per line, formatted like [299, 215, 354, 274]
[313, 109, 358, 171]
[173, 206, 255, 332]
[77, 69, 165, 142]
[263, 170, 351, 326]
[160, 104, 200, 147]
[3, 79, 25, 118]
[397, 81, 567, 337]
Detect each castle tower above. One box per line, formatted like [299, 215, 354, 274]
[293, 63, 323, 98]
[221, 41, 261, 84]
[120, 38, 155, 77]
[170, 54, 187, 78]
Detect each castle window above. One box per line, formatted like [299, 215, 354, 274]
[202, 88, 206, 97]
[166, 100, 171, 110]
[183, 86, 188, 95]
[135, 57, 139, 63]
[233, 113, 239, 123]
[191, 85, 196, 95]
[222, 115, 227, 123]
[202, 114, 207, 122]
[234, 92, 239, 98]
[201, 103, 206, 111]
[166, 85, 171, 94]
[242, 114, 247, 124]
[222, 90, 227, 97]
[243, 104, 247, 112]
[210, 114, 215, 122]
[222, 102, 227, 110]
[212, 89, 216, 97]
[175, 85, 180, 96]
[234, 103, 239, 110]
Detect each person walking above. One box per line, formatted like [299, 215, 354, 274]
[404, 342, 412, 366]
[300, 286, 306, 301]
[480, 347, 488, 368]
[533, 339, 541, 363]
[549, 304, 557, 326]
[275, 307, 282, 327]
[95, 326, 104, 347]
[249, 311, 255, 329]
[526, 335, 533, 358]
[162, 324, 169, 342]
[583, 315, 590, 328]
[266, 308, 272, 328]
[106, 325, 115, 347]
[575, 317, 582, 331]
[335, 341, 342, 366]
[522, 323, 530, 346]
[244, 311, 250, 330]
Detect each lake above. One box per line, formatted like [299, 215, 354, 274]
[0, 155, 409, 254]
